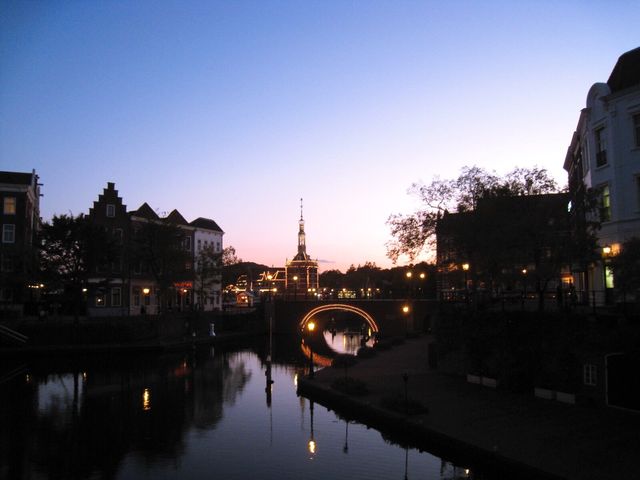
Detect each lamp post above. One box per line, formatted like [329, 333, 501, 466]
[602, 246, 611, 305]
[406, 270, 413, 298]
[419, 272, 425, 298]
[307, 321, 315, 378]
[402, 304, 410, 336]
[462, 263, 470, 305]
[521, 269, 527, 310]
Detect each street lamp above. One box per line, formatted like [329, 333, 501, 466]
[419, 272, 426, 298]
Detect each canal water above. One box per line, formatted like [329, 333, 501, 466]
[0, 336, 477, 480]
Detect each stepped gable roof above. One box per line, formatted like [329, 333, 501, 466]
[131, 202, 159, 220]
[607, 46, 640, 93]
[189, 217, 223, 232]
[0, 171, 33, 185]
[164, 209, 188, 225]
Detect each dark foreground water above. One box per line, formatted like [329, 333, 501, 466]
[0, 337, 477, 480]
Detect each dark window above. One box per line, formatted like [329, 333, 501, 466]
[1, 255, 13, 272]
[2, 224, 15, 243]
[583, 364, 597, 386]
[595, 127, 607, 167]
[106, 204, 115, 217]
[634, 113, 640, 148]
[111, 287, 122, 307]
[114, 228, 123, 244]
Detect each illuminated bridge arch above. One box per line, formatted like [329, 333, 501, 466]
[299, 304, 380, 334]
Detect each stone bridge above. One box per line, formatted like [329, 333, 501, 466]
[272, 299, 438, 337]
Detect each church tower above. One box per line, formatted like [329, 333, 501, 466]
[285, 199, 319, 298]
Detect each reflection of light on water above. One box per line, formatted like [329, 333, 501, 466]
[324, 331, 374, 355]
[142, 388, 151, 411]
[294, 373, 298, 387]
[308, 439, 316, 455]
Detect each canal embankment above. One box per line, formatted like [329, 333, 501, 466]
[297, 335, 640, 480]
[0, 309, 264, 358]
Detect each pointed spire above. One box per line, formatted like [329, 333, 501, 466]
[297, 198, 307, 258]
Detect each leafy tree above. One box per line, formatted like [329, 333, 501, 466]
[222, 245, 242, 266]
[386, 165, 560, 263]
[194, 244, 222, 309]
[39, 214, 117, 319]
[132, 220, 191, 312]
[609, 238, 640, 297]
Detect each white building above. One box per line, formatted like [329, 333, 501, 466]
[564, 47, 640, 301]
[190, 217, 224, 311]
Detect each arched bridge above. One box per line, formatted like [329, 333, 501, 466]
[273, 299, 438, 337]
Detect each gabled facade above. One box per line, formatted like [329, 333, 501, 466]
[190, 217, 224, 311]
[0, 170, 41, 315]
[564, 47, 640, 302]
[86, 183, 223, 316]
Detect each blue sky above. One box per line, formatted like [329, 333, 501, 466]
[1, 1, 639, 271]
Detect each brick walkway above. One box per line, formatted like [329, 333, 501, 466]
[305, 336, 640, 480]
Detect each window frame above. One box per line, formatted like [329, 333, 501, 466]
[3, 197, 16, 215]
[95, 291, 106, 307]
[599, 184, 612, 222]
[595, 126, 607, 167]
[583, 364, 597, 386]
[106, 204, 116, 218]
[111, 287, 122, 307]
[2, 224, 15, 243]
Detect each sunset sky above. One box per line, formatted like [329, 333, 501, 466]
[2, 1, 638, 272]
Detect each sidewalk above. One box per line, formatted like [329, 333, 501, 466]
[298, 336, 640, 480]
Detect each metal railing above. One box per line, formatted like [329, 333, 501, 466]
[0, 324, 28, 345]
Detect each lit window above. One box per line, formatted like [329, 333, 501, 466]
[599, 185, 611, 222]
[95, 292, 106, 307]
[634, 113, 640, 148]
[111, 287, 122, 307]
[106, 204, 115, 217]
[595, 127, 607, 167]
[2, 224, 15, 243]
[583, 364, 597, 386]
[3, 197, 16, 215]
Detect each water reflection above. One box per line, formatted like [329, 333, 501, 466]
[0, 339, 482, 480]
